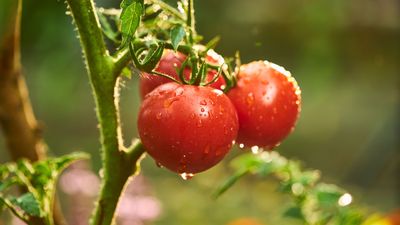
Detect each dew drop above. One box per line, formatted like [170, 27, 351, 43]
[200, 108, 205, 112]
[295, 100, 300, 105]
[212, 89, 223, 96]
[204, 145, 210, 154]
[215, 148, 224, 156]
[200, 100, 207, 106]
[180, 172, 194, 180]
[155, 161, 163, 168]
[190, 113, 195, 119]
[156, 113, 162, 120]
[164, 97, 179, 108]
[272, 107, 278, 114]
[175, 87, 184, 96]
[246, 93, 255, 106]
[98, 169, 104, 178]
[251, 146, 260, 154]
[239, 143, 245, 149]
[338, 193, 352, 206]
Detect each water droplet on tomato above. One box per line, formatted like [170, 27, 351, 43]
[190, 113, 195, 119]
[200, 108, 205, 112]
[175, 87, 184, 96]
[98, 169, 104, 178]
[239, 143, 245, 149]
[196, 120, 203, 127]
[200, 99, 207, 106]
[295, 100, 300, 105]
[180, 172, 194, 180]
[273, 107, 278, 114]
[215, 148, 224, 156]
[164, 97, 179, 108]
[156, 113, 162, 120]
[212, 89, 223, 96]
[246, 93, 254, 106]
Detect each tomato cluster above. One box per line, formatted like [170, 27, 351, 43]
[137, 51, 301, 176]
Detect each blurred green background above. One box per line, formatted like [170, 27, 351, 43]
[0, 0, 399, 224]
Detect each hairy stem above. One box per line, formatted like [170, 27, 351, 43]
[65, 0, 146, 225]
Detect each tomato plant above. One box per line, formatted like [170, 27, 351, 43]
[227, 61, 301, 149]
[139, 49, 226, 99]
[138, 82, 238, 175]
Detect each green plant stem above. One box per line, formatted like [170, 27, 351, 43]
[151, 0, 185, 21]
[186, 0, 195, 44]
[65, 0, 146, 225]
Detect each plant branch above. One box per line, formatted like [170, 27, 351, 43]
[65, 0, 146, 225]
[151, 0, 185, 21]
[0, 1, 67, 225]
[0, 0, 46, 162]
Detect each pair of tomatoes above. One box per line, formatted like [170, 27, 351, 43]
[137, 50, 301, 175]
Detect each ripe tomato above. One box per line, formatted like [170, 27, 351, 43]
[227, 61, 301, 149]
[138, 82, 238, 174]
[139, 49, 226, 99]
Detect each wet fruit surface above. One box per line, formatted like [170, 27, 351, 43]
[138, 82, 238, 174]
[227, 61, 301, 149]
[139, 49, 226, 99]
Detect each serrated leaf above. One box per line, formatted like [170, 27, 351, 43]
[53, 152, 89, 171]
[170, 25, 185, 51]
[120, 0, 144, 48]
[13, 193, 42, 217]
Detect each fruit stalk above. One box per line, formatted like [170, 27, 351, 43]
[65, 0, 145, 225]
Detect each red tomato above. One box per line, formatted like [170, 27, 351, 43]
[139, 49, 226, 99]
[227, 61, 301, 149]
[138, 82, 238, 174]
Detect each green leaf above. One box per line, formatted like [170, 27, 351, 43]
[283, 206, 304, 220]
[170, 25, 185, 51]
[12, 193, 42, 217]
[0, 152, 89, 221]
[121, 67, 132, 79]
[314, 183, 344, 206]
[97, 9, 119, 43]
[120, 0, 144, 48]
[205, 36, 220, 51]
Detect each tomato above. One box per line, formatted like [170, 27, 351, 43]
[138, 82, 238, 174]
[139, 49, 226, 99]
[227, 61, 301, 149]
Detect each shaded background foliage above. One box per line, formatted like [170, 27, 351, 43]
[0, 0, 399, 224]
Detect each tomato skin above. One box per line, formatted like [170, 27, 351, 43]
[227, 61, 301, 149]
[138, 82, 238, 174]
[139, 49, 226, 99]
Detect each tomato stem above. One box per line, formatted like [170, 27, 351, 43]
[65, 0, 146, 225]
